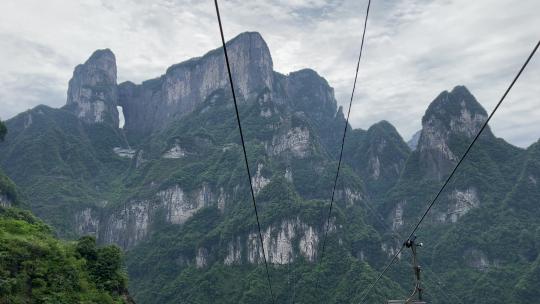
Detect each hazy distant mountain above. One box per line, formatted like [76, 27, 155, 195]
[407, 130, 421, 150]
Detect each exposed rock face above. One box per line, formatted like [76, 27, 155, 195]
[0, 193, 12, 207]
[464, 249, 491, 271]
[158, 184, 212, 225]
[440, 188, 480, 223]
[417, 86, 489, 180]
[102, 201, 152, 248]
[196, 248, 209, 268]
[113, 147, 136, 158]
[83, 184, 218, 249]
[391, 201, 406, 231]
[118, 32, 274, 137]
[162, 144, 186, 159]
[251, 164, 270, 195]
[225, 218, 320, 265]
[65, 49, 119, 125]
[335, 188, 363, 206]
[75, 208, 100, 236]
[224, 237, 242, 265]
[268, 127, 311, 158]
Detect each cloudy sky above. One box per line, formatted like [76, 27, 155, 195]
[0, 0, 538, 147]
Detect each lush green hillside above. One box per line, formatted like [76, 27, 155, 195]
[0, 106, 131, 237]
[0, 206, 133, 303]
[0, 120, 134, 303]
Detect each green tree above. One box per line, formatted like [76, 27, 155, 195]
[76, 235, 99, 262]
[94, 245, 126, 292]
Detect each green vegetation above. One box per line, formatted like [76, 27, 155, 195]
[0, 207, 132, 303]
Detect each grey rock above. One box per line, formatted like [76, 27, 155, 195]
[407, 130, 421, 150]
[65, 49, 119, 125]
[417, 86, 489, 180]
[118, 32, 274, 137]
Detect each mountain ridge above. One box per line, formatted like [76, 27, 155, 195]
[0, 31, 538, 304]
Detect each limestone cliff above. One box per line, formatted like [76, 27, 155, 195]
[417, 85, 489, 181]
[118, 32, 274, 138]
[65, 49, 119, 126]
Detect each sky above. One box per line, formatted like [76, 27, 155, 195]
[0, 0, 538, 147]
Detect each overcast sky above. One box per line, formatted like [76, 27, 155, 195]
[0, 0, 538, 147]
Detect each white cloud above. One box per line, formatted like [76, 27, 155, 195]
[0, 0, 538, 147]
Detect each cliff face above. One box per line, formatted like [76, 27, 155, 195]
[417, 86, 490, 181]
[118, 32, 274, 138]
[65, 49, 119, 126]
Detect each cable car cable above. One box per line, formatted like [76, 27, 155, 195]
[314, 0, 372, 298]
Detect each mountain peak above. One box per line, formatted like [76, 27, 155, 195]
[65, 49, 119, 125]
[417, 86, 490, 180]
[227, 31, 266, 46]
[369, 120, 396, 132]
[423, 85, 488, 133]
[87, 48, 115, 62]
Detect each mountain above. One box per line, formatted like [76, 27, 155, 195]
[344, 120, 411, 197]
[118, 32, 274, 141]
[65, 49, 120, 126]
[0, 32, 538, 304]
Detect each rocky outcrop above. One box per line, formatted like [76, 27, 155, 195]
[464, 249, 493, 271]
[417, 86, 489, 180]
[101, 201, 152, 248]
[390, 201, 406, 231]
[81, 184, 219, 249]
[196, 248, 209, 268]
[251, 164, 270, 195]
[335, 188, 363, 206]
[65, 49, 119, 126]
[158, 184, 212, 225]
[268, 127, 311, 158]
[118, 32, 274, 137]
[75, 207, 100, 236]
[0, 193, 12, 207]
[225, 218, 321, 265]
[162, 144, 187, 159]
[438, 188, 480, 223]
[113, 147, 136, 158]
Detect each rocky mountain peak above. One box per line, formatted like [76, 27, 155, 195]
[285, 68, 337, 119]
[85, 49, 117, 81]
[422, 85, 488, 137]
[364, 120, 410, 184]
[65, 48, 119, 125]
[368, 120, 396, 133]
[417, 85, 490, 180]
[118, 31, 274, 137]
